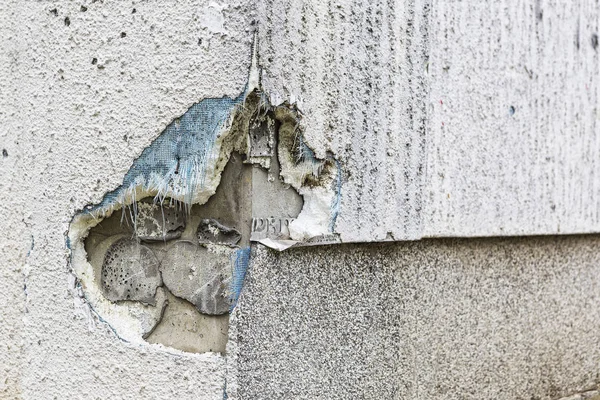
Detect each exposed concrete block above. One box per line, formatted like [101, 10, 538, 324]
[80, 189, 244, 348]
[72, 150, 257, 350]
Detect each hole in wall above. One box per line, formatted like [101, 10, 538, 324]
[69, 88, 342, 354]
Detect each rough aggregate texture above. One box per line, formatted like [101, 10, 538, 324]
[558, 389, 600, 400]
[235, 236, 600, 400]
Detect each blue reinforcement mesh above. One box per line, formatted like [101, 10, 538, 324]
[230, 246, 251, 311]
[91, 94, 244, 213]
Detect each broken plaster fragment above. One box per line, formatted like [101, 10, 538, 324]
[247, 106, 276, 169]
[135, 200, 185, 242]
[101, 238, 162, 304]
[197, 218, 241, 246]
[160, 241, 233, 315]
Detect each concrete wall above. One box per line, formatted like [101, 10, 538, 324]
[235, 236, 600, 400]
[1, 0, 600, 399]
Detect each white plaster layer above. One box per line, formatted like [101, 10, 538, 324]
[289, 187, 335, 240]
[0, 0, 254, 397]
[423, 0, 600, 237]
[258, 0, 429, 242]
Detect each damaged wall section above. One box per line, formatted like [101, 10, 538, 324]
[68, 68, 344, 350]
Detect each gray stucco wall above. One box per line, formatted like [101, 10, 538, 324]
[234, 236, 600, 400]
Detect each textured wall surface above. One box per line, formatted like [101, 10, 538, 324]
[259, 0, 430, 241]
[1, 0, 600, 398]
[0, 0, 253, 398]
[235, 236, 600, 400]
[258, 0, 600, 241]
[424, 0, 600, 237]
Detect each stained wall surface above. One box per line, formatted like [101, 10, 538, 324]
[1, 0, 600, 399]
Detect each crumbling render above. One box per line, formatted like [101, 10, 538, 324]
[67, 48, 343, 351]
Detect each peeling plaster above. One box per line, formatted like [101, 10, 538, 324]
[67, 41, 344, 350]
